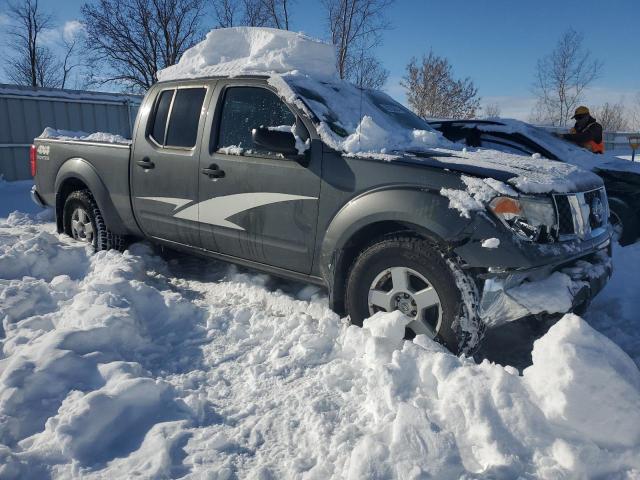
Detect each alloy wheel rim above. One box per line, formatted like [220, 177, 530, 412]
[368, 266, 442, 338]
[71, 207, 94, 244]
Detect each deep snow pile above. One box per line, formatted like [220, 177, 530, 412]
[38, 127, 131, 144]
[1, 198, 640, 478]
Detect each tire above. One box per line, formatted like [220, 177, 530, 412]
[609, 197, 639, 246]
[63, 190, 126, 251]
[345, 235, 483, 355]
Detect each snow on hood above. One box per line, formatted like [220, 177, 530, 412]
[157, 27, 337, 81]
[433, 146, 601, 194]
[38, 127, 131, 144]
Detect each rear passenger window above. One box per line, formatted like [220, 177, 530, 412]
[150, 90, 174, 145]
[149, 87, 206, 148]
[217, 87, 296, 154]
[166, 88, 207, 148]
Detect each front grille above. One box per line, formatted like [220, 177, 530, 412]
[555, 195, 574, 235]
[552, 187, 608, 241]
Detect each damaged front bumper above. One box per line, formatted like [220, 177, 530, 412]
[477, 240, 612, 328]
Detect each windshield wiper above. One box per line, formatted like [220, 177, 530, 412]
[395, 149, 454, 158]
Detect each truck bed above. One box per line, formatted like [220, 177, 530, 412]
[33, 136, 139, 236]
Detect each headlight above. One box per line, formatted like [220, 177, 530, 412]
[489, 196, 556, 242]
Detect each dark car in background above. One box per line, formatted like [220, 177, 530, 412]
[430, 118, 640, 245]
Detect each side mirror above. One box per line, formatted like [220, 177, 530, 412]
[252, 127, 300, 158]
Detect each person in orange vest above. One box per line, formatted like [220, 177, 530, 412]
[560, 106, 605, 154]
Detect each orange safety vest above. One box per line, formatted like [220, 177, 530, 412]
[570, 123, 605, 154]
[583, 139, 605, 154]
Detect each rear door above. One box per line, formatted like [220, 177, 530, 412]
[195, 80, 321, 273]
[131, 82, 210, 246]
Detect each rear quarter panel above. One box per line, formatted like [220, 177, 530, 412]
[34, 138, 141, 236]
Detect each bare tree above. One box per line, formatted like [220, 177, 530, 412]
[322, 0, 393, 84]
[4, 0, 60, 87]
[260, 0, 292, 29]
[594, 102, 629, 132]
[483, 102, 501, 118]
[532, 29, 603, 126]
[347, 53, 388, 89]
[402, 52, 480, 119]
[81, 0, 205, 91]
[632, 93, 640, 131]
[212, 0, 293, 29]
[213, 0, 240, 26]
[59, 37, 79, 89]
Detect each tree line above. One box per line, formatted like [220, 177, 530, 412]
[2, 0, 638, 130]
[2, 0, 394, 91]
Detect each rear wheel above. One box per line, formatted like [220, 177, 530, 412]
[63, 190, 126, 251]
[609, 197, 639, 246]
[345, 235, 483, 354]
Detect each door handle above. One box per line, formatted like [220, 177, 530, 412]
[201, 165, 225, 178]
[136, 157, 155, 169]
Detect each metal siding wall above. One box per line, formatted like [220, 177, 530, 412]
[0, 91, 141, 181]
[0, 98, 10, 143]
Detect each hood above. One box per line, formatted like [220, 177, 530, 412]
[397, 147, 603, 195]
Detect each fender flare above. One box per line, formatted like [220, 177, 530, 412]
[319, 187, 471, 308]
[55, 158, 129, 235]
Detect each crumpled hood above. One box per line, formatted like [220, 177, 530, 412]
[402, 147, 603, 194]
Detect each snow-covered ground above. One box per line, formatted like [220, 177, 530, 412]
[1, 180, 639, 479]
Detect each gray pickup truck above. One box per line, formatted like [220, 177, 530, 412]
[31, 74, 613, 354]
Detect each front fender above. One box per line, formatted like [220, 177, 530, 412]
[320, 186, 471, 279]
[55, 158, 129, 235]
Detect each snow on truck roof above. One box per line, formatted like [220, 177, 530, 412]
[157, 27, 337, 81]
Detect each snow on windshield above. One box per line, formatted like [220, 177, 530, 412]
[157, 27, 337, 81]
[269, 74, 447, 155]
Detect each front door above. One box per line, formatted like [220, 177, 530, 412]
[196, 81, 321, 273]
[131, 83, 210, 246]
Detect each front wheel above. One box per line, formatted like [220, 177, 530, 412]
[63, 190, 125, 251]
[345, 235, 483, 354]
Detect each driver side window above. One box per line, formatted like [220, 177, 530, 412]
[216, 86, 298, 155]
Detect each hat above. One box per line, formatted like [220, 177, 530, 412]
[572, 106, 590, 119]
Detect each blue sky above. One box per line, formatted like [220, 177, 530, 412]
[1, 0, 638, 119]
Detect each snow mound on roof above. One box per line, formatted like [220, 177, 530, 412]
[157, 27, 337, 81]
[38, 127, 131, 144]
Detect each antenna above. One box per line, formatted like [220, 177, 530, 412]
[358, 48, 364, 148]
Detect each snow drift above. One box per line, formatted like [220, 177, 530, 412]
[1, 202, 639, 478]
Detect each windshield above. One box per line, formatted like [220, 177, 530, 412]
[522, 124, 584, 156]
[280, 75, 445, 154]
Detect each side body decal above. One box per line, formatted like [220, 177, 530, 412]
[137, 193, 317, 231]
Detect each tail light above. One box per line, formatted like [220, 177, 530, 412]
[30, 145, 37, 177]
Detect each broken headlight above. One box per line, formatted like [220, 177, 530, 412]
[489, 196, 556, 242]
